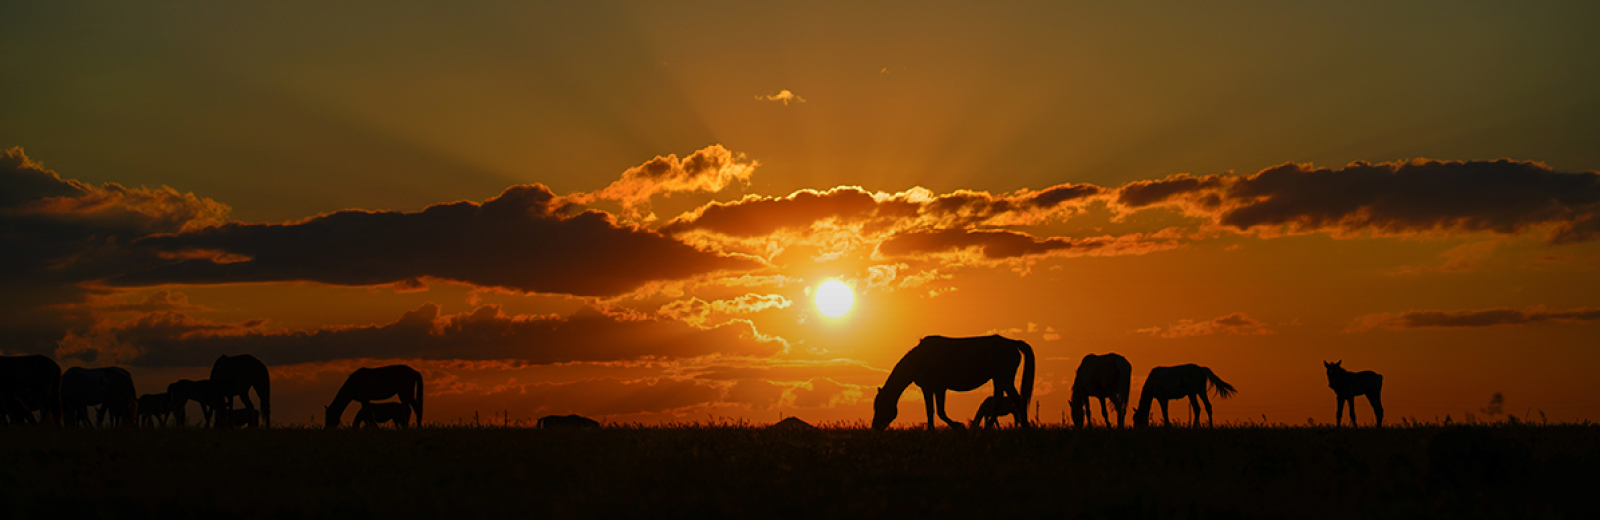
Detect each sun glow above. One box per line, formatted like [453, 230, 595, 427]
[815, 280, 854, 317]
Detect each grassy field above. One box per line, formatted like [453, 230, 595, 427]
[1, 423, 1594, 519]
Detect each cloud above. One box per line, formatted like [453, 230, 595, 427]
[877, 228, 1181, 261]
[73, 302, 783, 368]
[114, 183, 759, 297]
[1137, 312, 1275, 338]
[1114, 159, 1600, 243]
[756, 89, 806, 105]
[1348, 307, 1600, 331]
[657, 293, 792, 328]
[566, 145, 758, 220]
[0, 147, 229, 354]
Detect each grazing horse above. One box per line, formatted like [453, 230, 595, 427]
[1070, 353, 1132, 428]
[167, 379, 227, 427]
[325, 365, 423, 429]
[537, 414, 600, 429]
[1324, 361, 1384, 427]
[872, 335, 1035, 430]
[62, 367, 137, 427]
[1132, 364, 1236, 427]
[0, 355, 62, 425]
[353, 402, 413, 429]
[210, 354, 271, 428]
[137, 393, 174, 427]
[969, 395, 1019, 429]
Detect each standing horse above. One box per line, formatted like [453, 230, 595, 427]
[210, 354, 271, 428]
[168, 379, 227, 427]
[1070, 353, 1132, 428]
[62, 367, 136, 427]
[969, 395, 1019, 429]
[325, 365, 423, 429]
[137, 393, 174, 427]
[872, 335, 1035, 430]
[0, 355, 62, 425]
[1324, 360, 1384, 427]
[1132, 364, 1235, 427]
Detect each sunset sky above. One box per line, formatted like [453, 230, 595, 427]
[4, 1, 1599, 427]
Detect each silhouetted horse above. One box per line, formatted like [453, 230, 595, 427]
[62, 367, 136, 427]
[167, 379, 226, 427]
[353, 402, 413, 428]
[1132, 364, 1235, 427]
[220, 408, 259, 428]
[1325, 360, 1384, 427]
[1070, 353, 1132, 428]
[872, 335, 1035, 430]
[210, 354, 271, 428]
[969, 395, 1018, 429]
[137, 393, 173, 427]
[0, 355, 62, 425]
[537, 414, 600, 428]
[325, 365, 423, 429]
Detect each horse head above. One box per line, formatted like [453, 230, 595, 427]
[323, 405, 340, 430]
[870, 387, 897, 430]
[1131, 406, 1150, 427]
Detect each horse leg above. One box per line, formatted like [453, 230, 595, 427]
[1098, 397, 1110, 427]
[933, 391, 962, 429]
[922, 388, 938, 430]
[1158, 399, 1171, 426]
[1187, 394, 1201, 427]
[1200, 392, 1214, 427]
[1368, 392, 1384, 427]
[1115, 395, 1127, 428]
[1334, 397, 1345, 427]
[1348, 396, 1358, 426]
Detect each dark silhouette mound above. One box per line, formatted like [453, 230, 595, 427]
[768, 417, 814, 430]
[325, 365, 423, 429]
[62, 367, 136, 427]
[969, 395, 1019, 429]
[537, 414, 600, 428]
[872, 335, 1035, 430]
[0, 355, 62, 425]
[1132, 364, 1235, 427]
[137, 393, 173, 427]
[1324, 360, 1383, 427]
[220, 408, 260, 428]
[211, 354, 272, 428]
[1070, 353, 1132, 428]
[167, 379, 226, 427]
[353, 402, 412, 428]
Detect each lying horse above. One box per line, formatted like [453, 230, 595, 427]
[969, 395, 1019, 429]
[220, 408, 260, 428]
[62, 367, 136, 427]
[873, 335, 1035, 430]
[353, 402, 412, 428]
[537, 414, 600, 429]
[1325, 360, 1383, 427]
[1132, 364, 1236, 427]
[211, 354, 271, 428]
[1070, 353, 1132, 428]
[325, 365, 423, 429]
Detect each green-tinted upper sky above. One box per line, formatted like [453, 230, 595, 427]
[4, 1, 1597, 222]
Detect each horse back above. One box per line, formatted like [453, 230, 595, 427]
[905, 335, 1023, 390]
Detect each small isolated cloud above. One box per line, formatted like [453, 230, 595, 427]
[1138, 312, 1275, 338]
[756, 89, 806, 105]
[1348, 306, 1600, 331]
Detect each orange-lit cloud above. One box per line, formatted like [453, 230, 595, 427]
[1137, 312, 1275, 338]
[756, 89, 806, 105]
[1114, 159, 1600, 243]
[877, 228, 1181, 261]
[114, 184, 758, 296]
[1348, 307, 1600, 330]
[566, 145, 758, 221]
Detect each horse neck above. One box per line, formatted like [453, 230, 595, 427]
[882, 363, 916, 398]
[328, 392, 355, 417]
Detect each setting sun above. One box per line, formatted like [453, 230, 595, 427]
[815, 280, 854, 317]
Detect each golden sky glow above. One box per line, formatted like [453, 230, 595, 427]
[3, 1, 1599, 428]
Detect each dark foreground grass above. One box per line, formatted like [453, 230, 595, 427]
[1, 424, 1595, 519]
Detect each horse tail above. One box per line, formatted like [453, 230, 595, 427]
[414, 371, 425, 426]
[1018, 341, 1035, 409]
[1204, 367, 1236, 398]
